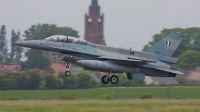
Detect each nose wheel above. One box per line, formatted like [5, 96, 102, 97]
[101, 73, 118, 84]
[65, 62, 72, 77]
[65, 71, 71, 76]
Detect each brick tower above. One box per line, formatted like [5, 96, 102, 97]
[84, 0, 106, 45]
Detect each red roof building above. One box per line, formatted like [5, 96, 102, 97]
[42, 63, 67, 74]
[0, 64, 21, 72]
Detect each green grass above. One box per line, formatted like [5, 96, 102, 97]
[0, 87, 200, 100]
[0, 99, 200, 112]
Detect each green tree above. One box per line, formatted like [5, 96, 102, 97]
[0, 25, 7, 55]
[28, 69, 42, 90]
[190, 28, 200, 52]
[38, 77, 46, 90]
[9, 30, 22, 64]
[6, 72, 19, 90]
[58, 73, 78, 89]
[176, 50, 200, 70]
[45, 73, 59, 89]
[76, 71, 97, 89]
[0, 25, 8, 64]
[21, 49, 50, 70]
[0, 73, 8, 90]
[16, 71, 30, 90]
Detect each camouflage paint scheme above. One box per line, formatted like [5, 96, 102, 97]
[15, 33, 184, 81]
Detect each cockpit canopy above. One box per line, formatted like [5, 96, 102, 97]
[44, 35, 87, 45]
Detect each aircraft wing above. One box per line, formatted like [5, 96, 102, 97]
[98, 56, 184, 75]
[98, 55, 156, 64]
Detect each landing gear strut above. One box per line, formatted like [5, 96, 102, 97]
[65, 62, 72, 77]
[66, 62, 70, 68]
[101, 72, 118, 84]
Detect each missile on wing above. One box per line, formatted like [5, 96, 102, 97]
[76, 60, 139, 73]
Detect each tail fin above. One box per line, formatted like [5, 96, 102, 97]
[145, 32, 185, 57]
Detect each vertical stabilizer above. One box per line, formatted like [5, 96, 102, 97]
[145, 33, 185, 57]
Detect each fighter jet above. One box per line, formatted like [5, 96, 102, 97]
[15, 32, 184, 84]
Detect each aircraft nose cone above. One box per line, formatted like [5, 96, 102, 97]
[14, 40, 37, 48]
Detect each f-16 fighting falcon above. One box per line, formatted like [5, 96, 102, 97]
[15, 32, 185, 84]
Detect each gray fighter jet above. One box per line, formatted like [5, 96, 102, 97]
[15, 32, 184, 84]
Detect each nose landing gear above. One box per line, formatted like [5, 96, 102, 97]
[65, 62, 72, 77]
[101, 72, 119, 84]
[65, 71, 71, 76]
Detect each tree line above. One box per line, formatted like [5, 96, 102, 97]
[0, 70, 145, 90]
[0, 25, 22, 64]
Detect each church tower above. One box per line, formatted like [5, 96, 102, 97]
[84, 0, 105, 45]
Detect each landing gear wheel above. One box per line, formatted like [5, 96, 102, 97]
[65, 71, 71, 77]
[110, 75, 118, 84]
[101, 76, 109, 84]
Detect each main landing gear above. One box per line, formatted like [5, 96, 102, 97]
[65, 62, 72, 77]
[101, 72, 118, 84]
[64, 62, 118, 84]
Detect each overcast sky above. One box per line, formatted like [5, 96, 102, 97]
[0, 0, 200, 51]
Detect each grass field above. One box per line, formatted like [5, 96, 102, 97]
[0, 99, 200, 112]
[0, 87, 200, 100]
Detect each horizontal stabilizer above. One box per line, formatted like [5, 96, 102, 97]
[153, 67, 184, 75]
